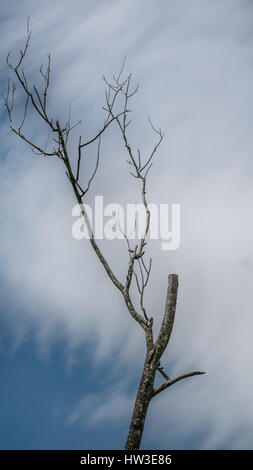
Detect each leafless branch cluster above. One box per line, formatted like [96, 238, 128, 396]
[102, 68, 165, 333]
[5, 21, 205, 450]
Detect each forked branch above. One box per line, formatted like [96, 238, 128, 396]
[153, 371, 206, 398]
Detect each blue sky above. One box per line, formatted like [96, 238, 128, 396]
[0, 316, 127, 449]
[1, 0, 253, 450]
[0, 312, 207, 450]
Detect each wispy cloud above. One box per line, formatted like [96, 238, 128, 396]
[1, 0, 253, 449]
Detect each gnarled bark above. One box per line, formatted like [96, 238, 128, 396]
[125, 274, 178, 449]
[125, 274, 204, 450]
[125, 349, 157, 450]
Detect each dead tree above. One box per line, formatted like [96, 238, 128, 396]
[4, 21, 205, 450]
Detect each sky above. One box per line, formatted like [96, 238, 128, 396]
[1, 0, 253, 450]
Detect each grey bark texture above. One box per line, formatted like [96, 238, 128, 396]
[125, 274, 178, 449]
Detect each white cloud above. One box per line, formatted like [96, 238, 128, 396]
[1, 0, 253, 449]
[68, 383, 132, 428]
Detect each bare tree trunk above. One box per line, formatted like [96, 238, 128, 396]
[125, 351, 157, 450]
[125, 274, 179, 450]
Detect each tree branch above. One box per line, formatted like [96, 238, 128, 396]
[157, 364, 170, 381]
[152, 371, 206, 398]
[153, 274, 178, 364]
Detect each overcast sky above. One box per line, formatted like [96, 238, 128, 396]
[1, 0, 253, 450]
